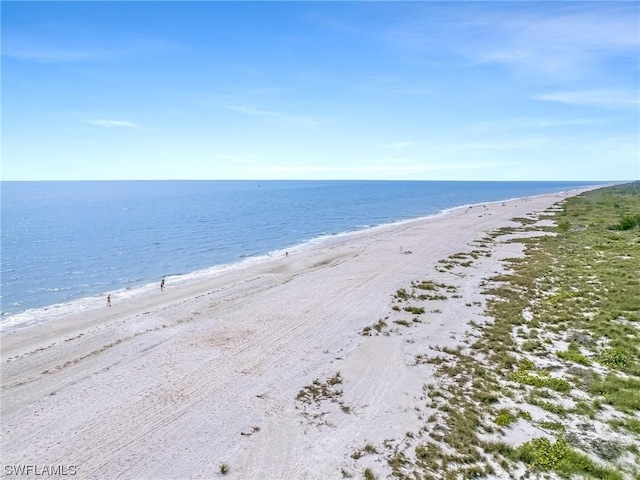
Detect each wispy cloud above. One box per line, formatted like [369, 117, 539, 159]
[472, 6, 638, 79]
[214, 154, 255, 165]
[3, 36, 177, 64]
[351, 75, 433, 96]
[86, 119, 138, 128]
[535, 90, 640, 109]
[438, 143, 525, 153]
[225, 105, 320, 126]
[3, 45, 111, 63]
[470, 116, 605, 133]
[391, 141, 420, 149]
[243, 160, 512, 177]
[385, 3, 639, 81]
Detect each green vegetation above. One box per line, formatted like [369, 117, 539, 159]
[394, 319, 411, 327]
[515, 436, 622, 479]
[610, 212, 640, 231]
[588, 374, 640, 413]
[296, 372, 343, 404]
[363, 468, 376, 480]
[347, 183, 640, 479]
[609, 417, 640, 435]
[557, 342, 591, 365]
[510, 366, 571, 393]
[403, 306, 425, 315]
[494, 408, 517, 427]
[362, 319, 389, 336]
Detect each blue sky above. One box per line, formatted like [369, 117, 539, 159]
[2, 1, 639, 181]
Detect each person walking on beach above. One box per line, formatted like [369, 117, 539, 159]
[107, 295, 111, 307]
[160, 278, 165, 291]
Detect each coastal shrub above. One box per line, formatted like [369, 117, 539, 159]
[522, 339, 542, 351]
[609, 417, 640, 435]
[532, 400, 567, 416]
[573, 400, 598, 418]
[296, 372, 343, 404]
[517, 409, 532, 421]
[373, 319, 387, 332]
[415, 280, 439, 290]
[588, 374, 640, 413]
[387, 452, 409, 476]
[419, 293, 447, 301]
[494, 409, 516, 427]
[403, 306, 425, 315]
[557, 342, 591, 365]
[363, 443, 377, 454]
[540, 421, 564, 431]
[473, 390, 500, 405]
[481, 440, 514, 457]
[395, 288, 410, 300]
[515, 436, 622, 479]
[610, 213, 640, 231]
[589, 438, 623, 461]
[598, 348, 629, 370]
[510, 368, 571, 393]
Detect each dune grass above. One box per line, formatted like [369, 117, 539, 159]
[348, 183, 640, 479]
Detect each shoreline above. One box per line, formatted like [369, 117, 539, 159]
[1, 186, 603, 479]
[0, 184, 608, 332]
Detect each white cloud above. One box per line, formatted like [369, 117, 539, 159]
[3, 43, 111, 63]
[438, 142, 526, 152]
[214, 154, 255, 165]
[225, 105, 319, 126]
[86, 119, 138, 128]
[470, 117, 605, 133]
[240, 160, 512, 176]
[385, 3, 639, 81]
[535, 90, 640, 109]
[391, 141, 419, 149]
[226, 105, 282, 117]
[474, 6, 638, 78]
[3, 36, 177, 64]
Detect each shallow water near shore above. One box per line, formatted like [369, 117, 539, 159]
[1, 180, 604, 323]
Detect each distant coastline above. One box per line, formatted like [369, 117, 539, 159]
[1, 180, 610, 324]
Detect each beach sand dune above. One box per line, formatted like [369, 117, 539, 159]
[1, 189, 593, 479]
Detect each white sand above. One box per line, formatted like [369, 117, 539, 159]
[1, 189, 595, 479]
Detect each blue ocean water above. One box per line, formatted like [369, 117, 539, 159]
[1, 180, 604, 322]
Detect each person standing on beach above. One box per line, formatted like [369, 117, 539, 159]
[160, 278, 165, 291]
[107, 295, 111, 307]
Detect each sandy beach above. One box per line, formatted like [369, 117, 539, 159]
[1, 188, 596, 479]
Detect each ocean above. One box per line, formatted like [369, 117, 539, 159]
[1, 180, 605, 327]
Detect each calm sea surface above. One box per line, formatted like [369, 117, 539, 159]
[1, 180, 603, 324]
